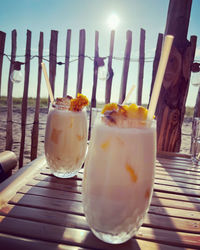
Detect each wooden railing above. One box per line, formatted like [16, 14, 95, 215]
[0, 29, 196, 167]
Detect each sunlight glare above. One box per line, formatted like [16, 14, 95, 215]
[107, 14, 120, 30]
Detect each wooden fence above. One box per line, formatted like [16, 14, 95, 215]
[0, 29, 196, 168]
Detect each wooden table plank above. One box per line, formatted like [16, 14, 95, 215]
[154, 191, 200, 204]
[156, 161, 200, 173]
[16, 186, 200, 212]
[154, 178, 200, 191]
[0, 232, 184, 250]
[155, 173, 200, 186]
[18, 186, 82, 202]
[156, 166, 200, 178]
[0, 202, 199, 235]
[154, 183, 200, 197]
[0, 233, 87, 250]
[0, 204, 88, 230]
[0, 215, 199, 249]
[149, 205, 200, 220]
[9, 193, 84, 216]
[27, 179, 82, 193]
[34, 174, 82, 186]
[8, 191, 200, 222]
[155, 168, 200, 181]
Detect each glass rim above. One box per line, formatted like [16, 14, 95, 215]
[96, 114, 156, 129]
[193, 117, 200, 121]
[50, 102, 86, 112]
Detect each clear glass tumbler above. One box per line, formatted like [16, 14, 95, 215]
[44, 103, 88, 178]
[191, 117, 200, 165]
[191, 138, 200, 165]
[82, 116, 156, 244]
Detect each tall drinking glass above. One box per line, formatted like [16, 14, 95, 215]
[191, 117, 200, 165]
[45, 103, 88, 178]
[82, 116, 156, 244]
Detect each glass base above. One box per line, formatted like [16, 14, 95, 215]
[192, 157, 200, 166]
[51, 169, 79, 178]
[91, 228, 138, 244]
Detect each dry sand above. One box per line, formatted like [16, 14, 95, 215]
[0, 106, 192, 168]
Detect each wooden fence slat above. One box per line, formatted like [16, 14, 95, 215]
[31, 32, 44, 161]
[105, 30, 115, 104]
[148, 33, 163, 107]
[63, 29, 71, 97]
[49, 30, 58, 103]
[118, 30, 132, 104]
[137, 28, 145, 105]
[19, 30, 31, 168]
[88, 31, 99, 139]
[6, 30, 17, 151]
[76, 29, 85, 95]
[91, 31, 99, 108]
[0, 31, 6, 97]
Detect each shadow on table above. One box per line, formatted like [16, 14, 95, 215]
[158, 158, 200, 210]
[82, 231, 141, 250]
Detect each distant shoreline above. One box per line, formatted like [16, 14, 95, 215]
[0, 96, 195, 119]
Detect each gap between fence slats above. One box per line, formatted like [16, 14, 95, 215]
[137, 28, 145, 105]
[63, 29, 71, 97]
[76, 29, 85, 95]
[19, 30, 31, 168]
[88, 31, 99, 139]
[119, 30, 132, 104]
[105, 30, 115, 104]
[6, 30, 17, 151]
[31, 32, 43, 161]
[0, 31, 6, 96]
[49, 30, 58, 104]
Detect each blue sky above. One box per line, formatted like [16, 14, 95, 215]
[0, 0, 200, 106]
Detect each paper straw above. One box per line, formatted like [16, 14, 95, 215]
[147, 35, 174, 120]
[41, 62, 54, 104]
[122, 84, 136, 105]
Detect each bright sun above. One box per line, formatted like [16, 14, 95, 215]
[107, 14, 120, 30]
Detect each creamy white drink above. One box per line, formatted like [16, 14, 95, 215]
[82, 104, 156, 244]
[44, 94, 88, 178]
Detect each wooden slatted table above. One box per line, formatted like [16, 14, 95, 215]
[0, 154, 199, 249]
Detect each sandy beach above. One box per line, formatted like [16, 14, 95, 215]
[0, 106, 192, 168]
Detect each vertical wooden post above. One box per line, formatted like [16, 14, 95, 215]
[137, 29, 145, 106]
[156, 0, 196, 152]
[119, 30, 132, 104]
[148, 33, 163, 107]
[63, 29, 71, 97]
[49, 30, 58, 103]
[76, 29, 86, 95]
[6, 30, 17, 151]
[105, 30, 115, 104]
[31, 32, 43, 161]
[0, 31, 6, 97]
[88, 31, 99, 140]
[19, 30, 31, 168]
